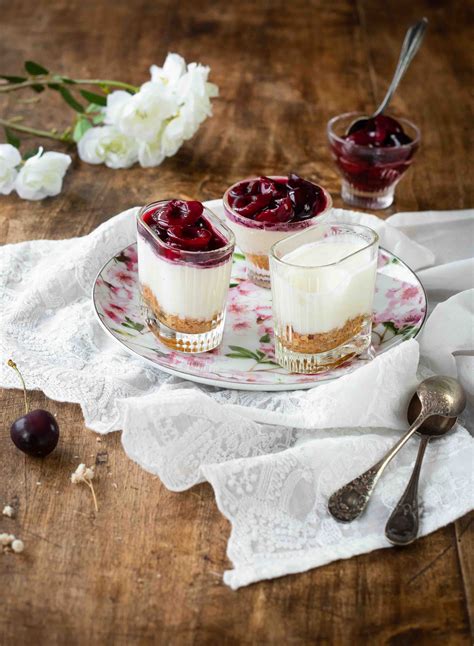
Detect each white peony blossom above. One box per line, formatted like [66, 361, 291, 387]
[150, 53, 187, 84]
[105, 82, 178, 143]
[0, 144, 21, 195]
[77, 126, 139, 169]
[15, 148, 71, 201]
[137, 137, 165, 168]
[80, 53, 218, 169]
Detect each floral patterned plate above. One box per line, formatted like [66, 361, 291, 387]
[93, 244, 426, 391]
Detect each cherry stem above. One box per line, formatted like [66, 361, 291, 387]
[7, 359, 29, 414]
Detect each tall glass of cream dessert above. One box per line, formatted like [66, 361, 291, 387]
[137, 200, 235, 353]
[223, 174, 332, 288]
[269, 223, 379, 373]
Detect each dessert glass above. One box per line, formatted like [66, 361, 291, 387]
[327, 112, 420, 209]
[137, 201, 235, 353]
[269, 223, 379, 373]
[223, 176, 332, 288]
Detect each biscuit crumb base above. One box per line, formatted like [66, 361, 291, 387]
[279, 314, 366, 354]
[246, 252, 270, 271]
[142, 285, 218, 334]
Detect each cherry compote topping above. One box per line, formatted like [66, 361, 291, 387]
[329, 114, 418, 193]
[227, 174, 327, 224]
[345, 115, 413, 148]
[142, 200, 227, 252]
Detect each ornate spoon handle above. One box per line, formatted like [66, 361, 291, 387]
[328, 412, 426, 523]
[374, 18, 428, 117]
[385, 435, 429, 545]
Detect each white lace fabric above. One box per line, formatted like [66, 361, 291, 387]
[1, 204, 473, 589]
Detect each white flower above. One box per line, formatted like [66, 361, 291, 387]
[77, 126, 138, 169]
[11, 538, 24, 553]
[2, 505, 15, 518]
[15, 147, 71, 201]
[137, 137, 165, 168]
[150, 53, 186, 84]
[0, 144, 21, 195]
[93, 53, 218, 169]
[71, 463, 97, 511]
[105, 82, 178, 143]
[71, 463, 87, 483]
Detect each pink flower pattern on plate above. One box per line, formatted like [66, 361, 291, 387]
[93, 245, 427, 390]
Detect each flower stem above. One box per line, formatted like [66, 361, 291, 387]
[86, 480, 99, 512]
[0, 77, 138, 94]
[0, 117, 72, 142]
[7, 359, 29, 414]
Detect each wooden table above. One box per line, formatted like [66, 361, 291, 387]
[1, 1, 472, 643]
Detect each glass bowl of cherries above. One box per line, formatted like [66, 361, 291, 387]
[327, 112, 420, 210]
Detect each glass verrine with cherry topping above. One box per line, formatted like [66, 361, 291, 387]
[328, 112, 420, 210]
[223, 174, 332, 288]
[137, 199, 235, 353]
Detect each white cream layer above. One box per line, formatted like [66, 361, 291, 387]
[271, 239, 377, 335]
[225, 210, 331, 256]
[138, 236, 232, 320]
[226, 219, 291, 255]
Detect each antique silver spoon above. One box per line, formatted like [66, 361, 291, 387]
[347, 17, 428, 135]
[385, 379, 466, 545]
[328, 376, 467, 523]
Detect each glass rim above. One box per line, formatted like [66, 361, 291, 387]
[223, 175, 333, 231]
[269, 222, 379, 269]
[137, 200, 236, 256]
[327, 111, 421, 149]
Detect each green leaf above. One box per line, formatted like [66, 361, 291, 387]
[259, 333, 271, 343]
[124, 316, 145, 332]
[23, 147, 40, 160]
[60, 76, 76, 85]
[255, 350, 266, 360]
[24, 60, 49, 76]
[0, 75, 27, 83]
[4, 127, 20, 149]
[58, 86, 84, 113]
[31, 84, 45, 93]
[227, 345, 259, 360]
[92, 113, 104, 125]
[229, 281, 239, 288]
[225, 353, 251, 359]
[73, 117, 92, 142]
[382, 321, 398, 334]
[79, 89, 107, 106]
[233, 252, 246, 261]
[47, 83, 61, 90]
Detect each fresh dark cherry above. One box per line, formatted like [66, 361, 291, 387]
[227, 174, 327, 224]
[167, 225, 212, 251]
[7, 360, 59, 457]
[345, 115, 413, 148]
[11, 410, 60, 458]
[145, 199, 203, 228]
[142, 200, 227, 253]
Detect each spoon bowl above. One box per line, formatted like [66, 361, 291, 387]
[385, 376, 466, 545]
[408, 394, 457, 436]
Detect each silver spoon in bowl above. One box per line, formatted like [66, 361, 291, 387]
[328, 376, 466, 523]
[347, 17, 428, 135]
[385, 380, 466, 545]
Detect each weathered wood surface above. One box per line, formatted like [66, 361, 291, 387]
[0, 0, 472, 644]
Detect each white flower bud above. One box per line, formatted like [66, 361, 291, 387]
[15, 147, 71, 201]
[0, 144, 21, 195]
